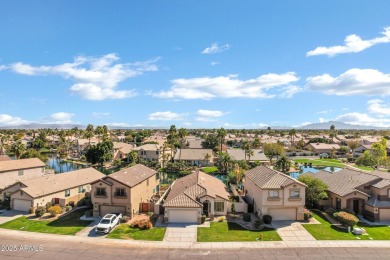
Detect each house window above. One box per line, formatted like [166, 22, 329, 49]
[78, 186, 85, 193]
[364, 186, 371, 190]
[336, 198, 341, 210]
[114, 188, 126, 197]
[290, 190, 300, 198]
[65, 190, 70, 197]
[156, 150, 159, 155]
[268, 190, 279, 198]
[155, 173, 159, 181]
[18, 170, 24, 176]
[214, 202, 224, 212]
[141, 150, 146, 155]
[95, 187, 107, 196]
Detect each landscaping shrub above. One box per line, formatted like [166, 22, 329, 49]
[130, 219, 153, 230]
[77, 198, 86, 207]
[85, 209, 93, 217]
[35, 206, 46, 217]
[231, 202, 236, 213]
[121, 216, 130, 223]
[65, 206, 72, 212]
[243, 213, 251, 222]
[218, 216, 226, 222]
[84, 197, 92, 207]
[28, 207, 34, 214]
[303, 209, 313, 220]
[45, 202, 52, 211]
[263, 215, 272, 224]
[324, 207, 337, 215]
[68, 201, 75, 207]
[48, 205, 62, 217]
[254, 219, 264, 229]
[333, 211, 359, 228]
[201, 214, 206, 224]
[341, 208, 356, 215]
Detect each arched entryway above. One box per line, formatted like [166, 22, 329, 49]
[203, 200, 211, 217]
[347, 198, 365, 214]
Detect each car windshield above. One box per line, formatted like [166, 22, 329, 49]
[100, 219, 111, 224]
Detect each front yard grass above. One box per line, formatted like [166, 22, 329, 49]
[353, 165, 374, 172]
[293, 158, 345, 168]
[201, 166, 218, 174]
[107, 224, 166, 241]
[0, 208, 92, 235]
[197, 222, 281, 242]
[302, 211, 390, 240]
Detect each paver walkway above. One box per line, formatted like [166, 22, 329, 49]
[272, 220, 316, 241]
[163, 223, 198, 242]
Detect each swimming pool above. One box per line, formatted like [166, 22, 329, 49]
[290, 166, 342, 179]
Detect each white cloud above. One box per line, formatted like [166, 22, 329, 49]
[92, 112, 110, 118]
[210, 61, 220, 66]
[222, 122, 268, 129]
[317, 110, 332, 114]
[367, 99, 390, 115]
[43, 112, 75, 124]
[335, 112, 390, 127]
[196, 110, 226, 122]
[153, 72, 300, 100]
[201, 43, 230, 54]
[307, 26, 390, 57]
[7, 54, 158, 101]
[307, 68, 390, 96]
[0, 114, 30, 126]
[319, 118, 327, 123]
[293, 122, 312, 127]
[0, 65, 7, 71]
[279, 85, 303, 98]
[106, 122, 130, 127]
[148, 111, 186, 121]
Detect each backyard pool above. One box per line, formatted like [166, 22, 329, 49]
[290, 166, 342, 179]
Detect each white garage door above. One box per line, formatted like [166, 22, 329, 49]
[168, 209, 197, 223]
[380, 209, 390, 221]
[13, 199, 32, 212]
[100, 205, 126, 217]
[269, 208, 296, 220]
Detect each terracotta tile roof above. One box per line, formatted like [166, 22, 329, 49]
[367, 170, 390, 189]
[164, 171, 229, 208]
[0, 155, 11, 161]
[113, 142, 134, 154]
[103, 164, 156, 188]
[366, 196, 390, 207]
[227, 149, 268, 161]
[0, 158, 46, 172]
[19, 168, 104, 198]
[174, 149, 213, 161]
[133, 144, 160, 151]
[244, 166, 304, 189]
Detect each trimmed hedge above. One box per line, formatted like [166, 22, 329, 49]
[263, 215, 272, 224]
[303, 209, 313, 220]
[333, 211, 359, 228]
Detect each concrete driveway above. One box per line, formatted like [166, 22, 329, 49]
[0, 210, 28, 225]
[76, 218, 107, 238]
[272, 220, 316, 241]
[163, 223, 198, 242]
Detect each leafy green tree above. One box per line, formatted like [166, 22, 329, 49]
[296, 139, 306, 150]
[252, 138, 261, 149]
[372, 137, 387, 166]
[298, 175, 328, 207]
[347, 140, 361, 152]
[20, 148, 48, 162]
[355, 150, 376, 167]
[32, 131, 48, 150]
[275, 155, 291, 174]
[127, 150, 138, 164]
[263, 143, 285, 165]
[85, 140, 113, 165]
[201, 133, 219, 151]
[11, 141, 26, 159]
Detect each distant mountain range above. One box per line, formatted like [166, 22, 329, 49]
[0, 121, 386, 130]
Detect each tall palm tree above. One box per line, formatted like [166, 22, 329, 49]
[275, 155, 291, 174]
[167, 125, 178, 161]
[12, 141, 26, 159]
[241, 140, 250, 161]
[95, 126, 103, 142]
[217, 127, 227, 152]
[246, 147, 254, 162]
[217, 152, 232, 173]
[84, 124, 94, 146]
[288, 129, 297, 148]
[178, 128, 188, 161]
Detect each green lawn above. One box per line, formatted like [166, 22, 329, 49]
[201, 166, 218, 174]
[354, 165, 374, 172]
[302, 211, 390, 240]
[197, 222, 281, 242]
[107, 224, 166, 241]
[293, 158, 345, 168]
[0, 208, 92, 235]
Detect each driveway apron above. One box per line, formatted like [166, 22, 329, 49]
[163, 223, 197, 242]
[272, 220, 316, 241]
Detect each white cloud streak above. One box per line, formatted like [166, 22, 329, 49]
[202, 43, 230, 54]
[0, 114, 30, 126]
[307, 26, 390, 57]
[367, 99, 390, 116]
[148, 111, 186, 121]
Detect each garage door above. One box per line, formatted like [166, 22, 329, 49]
[269, 208, 296, 220]
[168, 209, 197, 223]
[380, 209, 390, 221]
[100, 205, 126, 217]
[13, 199, 32, 212]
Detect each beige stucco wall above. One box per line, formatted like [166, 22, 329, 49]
[130, 174, 159, 214]
[0, 167, 46, 191]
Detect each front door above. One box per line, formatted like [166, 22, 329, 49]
[203, 201, 210, 217]
[353, 200, 359, 214]
[54, 198, 60, 205]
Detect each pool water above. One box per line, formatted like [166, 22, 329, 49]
[290, 166, 342, 179]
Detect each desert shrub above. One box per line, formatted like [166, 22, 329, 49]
[121, 216, 130, 223]
[35, 206, 46, 217]
[201, 214, 206, 224]
[341, 208, 356, 215]
[28, 207, 34, 214]
[45, 202, 52, 211]
[325, 207, 337, 215]
[254, 219, 264, 229]
[334, 211, 359, 228]
[218, 216, 226, 222]
[48, 205, 62, 217]
[303, 209, 313, 220]
[85, 209, 93, 217]
[131, 219, 152, 230]
[84, 197, 92, 207]
[68, 201, 75, 207]
[263, 215, 272, 224]
[243, 213, 251, 222]
[65, 206, 72, 212]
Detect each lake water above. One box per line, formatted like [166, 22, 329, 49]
[46, 154, 86, 173]
[290, 166, 342, 179]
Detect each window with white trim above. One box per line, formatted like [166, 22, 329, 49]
[268, 190, 279, 198]
[290, 190, 300, 198]
[214, 202, 224, 212]
[65, 190, 70, 197]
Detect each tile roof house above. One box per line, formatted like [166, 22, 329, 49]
[174, 149, 214, 166]
[303, 168, 390, 221]
[91, 164, 159, 217]
[305, 143, 341, 154]
[163, 170, 230, 223]
[133, 144, 171, 166]
[112, 142, 135, 160]
[227, 148, 268, 162]
[4, 167, 104, 212]
[243, 166, 307, 220]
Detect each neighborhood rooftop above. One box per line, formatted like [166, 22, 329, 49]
[99, 164, 157, 188]
[0, 158, 46, 172]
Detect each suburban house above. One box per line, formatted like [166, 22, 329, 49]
[243, 166, 307, 220]
[0, 158, 47, 201]
[133, 144, 170, 166]
[227, 148, 268, 162]
[91, 164, 159, 217]
[185, 137, 204, 149]
[174, 149, 214, 166]
[112, 142, 135, 160]
[162, 170, 230, 223]
[74, 138, 99, 155]
[305, 143, 341, 154]
[3, 167, 104, 212]
[304, 168, 390, 221]
[353, 144, 390, 157]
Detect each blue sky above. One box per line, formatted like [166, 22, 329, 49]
[1, 1, 390, 128]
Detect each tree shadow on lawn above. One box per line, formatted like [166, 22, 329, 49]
[227, 222, 274, 232]
[47, 208, 91, 227]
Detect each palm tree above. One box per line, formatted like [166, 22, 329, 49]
[288, 129, 297, 147]
[241, 140, 250, 161]
[275, 155, 291, 174]
[217, 127, 227, 152]
[246, 147, 254, 162]
[12, 141, 26, 159]
[95, 126, 103, 141]
[217, 152, 232, 173]
[167, 125, 178, 161]
[178, 128, 188, 161]
[84, 124, 94, 146]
